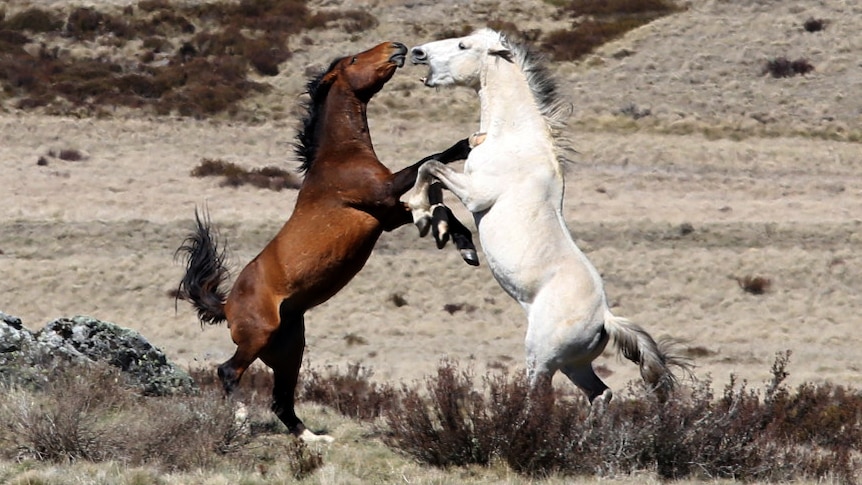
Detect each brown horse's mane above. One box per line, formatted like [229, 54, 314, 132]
[294, 56, 345, 174]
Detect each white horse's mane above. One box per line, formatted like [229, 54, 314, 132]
[480, 28, 574, 161]
[483, 28, 570, 132]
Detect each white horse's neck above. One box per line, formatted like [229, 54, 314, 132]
[478, 56, 550, 141]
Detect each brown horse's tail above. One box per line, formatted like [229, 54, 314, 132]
[175, 209, 229, 325]
[603, 310, 690, 401]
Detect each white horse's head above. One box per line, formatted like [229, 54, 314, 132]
[411, 28, 512, 89]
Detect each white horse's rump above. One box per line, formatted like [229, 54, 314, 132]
[408, 29, 686, 402]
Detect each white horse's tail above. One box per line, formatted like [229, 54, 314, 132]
[603, 310, 686, 401]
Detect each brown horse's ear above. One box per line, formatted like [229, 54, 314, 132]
[489, 48, 514, 63]
[321, 69, 339, 85]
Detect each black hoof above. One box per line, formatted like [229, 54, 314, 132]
[416, 217, 430, 237]
[460, 249, 480, 266]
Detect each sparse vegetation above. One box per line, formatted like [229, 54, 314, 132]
[763, 57, 815, 78]
[1, 349, 859, 482]
[191, 158, 302, 190]
[736, 275, 772, 295]
[384, 354, 862, 482]
[0, 0, 380, 118]
[803, 17, 826, 33]
[542, 0, 683, 61]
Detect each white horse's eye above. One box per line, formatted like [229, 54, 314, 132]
[458, 42, 467, 50]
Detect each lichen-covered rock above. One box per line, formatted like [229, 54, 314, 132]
[0, 312, 196, 396]
[0, 311, 31, 356]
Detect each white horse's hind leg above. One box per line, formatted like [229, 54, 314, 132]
[561, 363, 611, 404]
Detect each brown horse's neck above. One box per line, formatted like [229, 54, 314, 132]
[309, 85, 376, 171]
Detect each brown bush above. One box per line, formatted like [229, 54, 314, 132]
[0, 361, 326, 474]
[2, 8, 64, 33]
[382, 354, 862, 481]
[763, 57, 815, 78]
[301, 363, 397, 420]
[543, 0, 683, 61]
[563, 0, 681, 17]
[191, 158, 302, 190]
[543, 18, 650, 61]
[736, 275, 772, 294]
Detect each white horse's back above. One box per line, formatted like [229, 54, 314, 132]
[408, 28, 686, 402]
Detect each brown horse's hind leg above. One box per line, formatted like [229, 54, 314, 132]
[218, 288, 282, 398]
[259, 306, 331, 442]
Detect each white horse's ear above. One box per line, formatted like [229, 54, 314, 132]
[489, 48, 514, 63]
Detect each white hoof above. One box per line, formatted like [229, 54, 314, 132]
[298, 429, 335, 443]
[469, 132, 487, 148]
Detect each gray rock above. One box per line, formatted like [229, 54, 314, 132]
[0, 312, 196, 396]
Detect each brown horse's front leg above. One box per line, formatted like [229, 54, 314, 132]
[388, 138, 471, 195]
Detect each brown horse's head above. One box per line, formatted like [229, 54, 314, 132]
[320, 41, 407, 100]
[296, 42, 407, 172]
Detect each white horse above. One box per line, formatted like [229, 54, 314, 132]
[408, 29, 685, 403]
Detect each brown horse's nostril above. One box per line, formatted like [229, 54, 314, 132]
[392, 42, 407, 53]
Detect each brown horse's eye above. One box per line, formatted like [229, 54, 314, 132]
[351, 56, 357, 64]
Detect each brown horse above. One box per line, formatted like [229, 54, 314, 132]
[176, 42, 476, 441]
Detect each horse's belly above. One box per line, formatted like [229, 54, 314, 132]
[476, 212, 554, 303]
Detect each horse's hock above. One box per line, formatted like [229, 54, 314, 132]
[0, 311, 195, 395]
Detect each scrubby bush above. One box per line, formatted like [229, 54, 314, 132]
[383, 353, 862, 481]
[301, 363, 397, 420]
[0, 0, 378, 117]
[191, 158, 302, 190]
[0, 362, 321, 476]
[542, 0, 683, 61]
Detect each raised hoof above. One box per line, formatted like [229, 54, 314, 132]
[298, 428, 335, 443]
[469, 132, 487, 148]
[460, 249, 480, 266]
[415, 217, 431, 237]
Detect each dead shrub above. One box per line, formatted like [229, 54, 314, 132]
[0, 362, 271, 472]
[57, 148, 85, 161]
[563, 0, 681, 17]
[0, 364, 130, 463]
[803, 17, 825, 33]
[191, 157, 301, 190]
[2, 8, 63, 33]
[384, 362, 497, 467]
[543, 18, 650, 61]
[301, 363, 396, 420]
[543, 0, 683, 61]
[736, 275, 772, 295]
[763, 57, 815, 78]
[307, 10, 378, 33]
[382, 355, 862, 481]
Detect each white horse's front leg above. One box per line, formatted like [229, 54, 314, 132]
[420, 161, 494, 214]
[406, 162, 436, 236]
